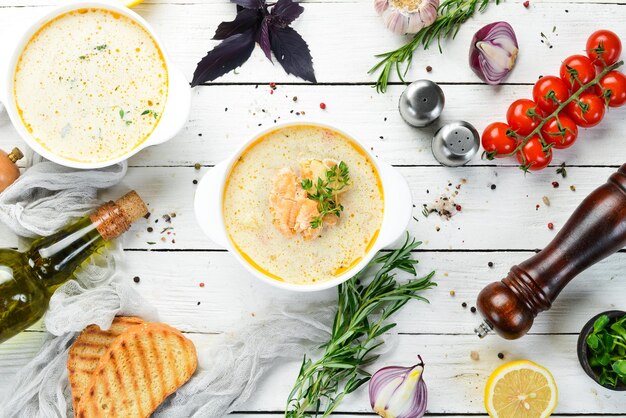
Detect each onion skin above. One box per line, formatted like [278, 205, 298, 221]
[469, 21, 519, 85]
[369, 360, 428, 418]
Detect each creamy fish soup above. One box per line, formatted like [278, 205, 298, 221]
[14, 8, 168, 163]
[223, 125, 384, 285]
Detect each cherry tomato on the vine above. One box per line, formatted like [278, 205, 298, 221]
[516, 136, 552, 171]
[506, 99, 543, 136]
[560, 55, 596, 91]
[586, 30, 622, 67]
[599, 71, 626, 108]
[565, 92, 606, 128]
[481, 122, 518, 157]
[533, 76, 570, 113]
[540, 114, 578, 149]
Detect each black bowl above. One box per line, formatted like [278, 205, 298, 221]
[577, 310, 626, 391]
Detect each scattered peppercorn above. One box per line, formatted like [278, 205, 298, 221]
[570, 185, 576, 191]
[455, 204, 462, 212]
[470, 306, 477, 313]
[488, 261, 494, 268]
[498, 352, 505, 359]
[462, 302, 467, 308]
[319, 102, 326, 110]
[193, 180, 198, 185]
[197, 301, 201, 306]
[548, 222, 554, 230]
[552, 181, 559, 188]
[490, 184, 496, 190]
[292, 96, 298, 102]
[523, 0, 529, 7]
[449, 290, 456, 296]
[199, 282, 205, 288]
[147, 227, 153, 233]
[426, 65, 432, 72]
[194, 163, 201, 170]
[133, 276, 140, 283]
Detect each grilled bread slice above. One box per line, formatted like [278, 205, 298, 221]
[68, 317, 145, 412]
[76, 323, 197, 418]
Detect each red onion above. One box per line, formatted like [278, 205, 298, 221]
[369, 357, 427, 418]
[469, 21, 519, 85]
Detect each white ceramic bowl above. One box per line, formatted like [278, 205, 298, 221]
[194, 121, 413, 292]
[0, 0, 191, 169]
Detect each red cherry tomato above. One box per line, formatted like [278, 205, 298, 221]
[516, 136, 552, 171]
[560, 55, 596, 91]
[506, 99, 542, 136]
[565, 92, 606, 127]
[599, 71, 626, 108]
[533, 76, 570, 113]
[540, 114, 578, 149]
[481, 122, 518, 157]
[586, 30, 622, 67]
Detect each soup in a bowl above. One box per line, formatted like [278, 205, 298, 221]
[223, 125, 384, 285]
[13, 8, 168, 163]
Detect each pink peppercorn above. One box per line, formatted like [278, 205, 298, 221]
[548, 223, 554, 230]
[523, 1, 529, 7]
[552, 181, 559, 188]
[320, 102, 327, 110]
[199, 282, 205, 288]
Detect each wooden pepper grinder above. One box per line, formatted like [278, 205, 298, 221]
[476, 164, 626, 340]
[0, 148, 24, 193]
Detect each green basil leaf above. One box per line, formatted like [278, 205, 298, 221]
[613, 360, 626, 376]
[587, 334, 600, 350]
[594, 315, 610, 332]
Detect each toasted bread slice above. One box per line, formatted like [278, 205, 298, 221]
[76, 323, 197, 418]
[68, 317, 145, 412]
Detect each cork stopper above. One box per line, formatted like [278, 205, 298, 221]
[90, 190, 148, 240]
[8, 148, 24, 164]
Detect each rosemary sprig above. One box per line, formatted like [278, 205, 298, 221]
[285, 235, 437, 417]
[301, 162, 351, 229]
[369, 0, 501, 93]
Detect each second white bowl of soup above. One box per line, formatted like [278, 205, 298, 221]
[194, 122, 413, 292]
[0, 1, 190, 169]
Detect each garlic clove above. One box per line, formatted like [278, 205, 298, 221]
[375, 0, 440, 35]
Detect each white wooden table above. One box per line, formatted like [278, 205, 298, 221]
[1, 0, 625, 416]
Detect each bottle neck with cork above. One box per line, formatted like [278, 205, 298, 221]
[26, 191, 148, 291]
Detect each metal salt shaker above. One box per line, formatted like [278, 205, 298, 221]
[399, 80, 445, 127]
[431, 121, 480, 167]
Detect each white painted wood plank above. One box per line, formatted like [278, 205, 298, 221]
[4, 84, 624, 167]
[0, 2, 623, 84]
[1, 333, 625, 413]
[0, 165, 620, 250]
[18, 250, 626, 336]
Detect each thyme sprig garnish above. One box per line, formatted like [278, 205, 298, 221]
[285, 235, 436, 417]
[369, 0, 502, 93]
[301, 162, 350, 229]
[484, 60, 624, 172]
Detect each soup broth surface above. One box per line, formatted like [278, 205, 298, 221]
[223, 125, 384, 285]
[14, 8, 168, 163]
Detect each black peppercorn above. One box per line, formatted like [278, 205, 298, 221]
[462, 302, 467, 308]
[488, 261, 494, 268]
[470, 306, 477, 313]
[133, 276, 140, 283]
[498, 352, 504, 359]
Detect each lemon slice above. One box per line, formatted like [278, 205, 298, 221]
[485, 360, 558, 418]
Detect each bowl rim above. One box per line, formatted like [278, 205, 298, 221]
[1, 0, 179, 169]
[198, 119, 411, 292]
[577, 309, 626, 391]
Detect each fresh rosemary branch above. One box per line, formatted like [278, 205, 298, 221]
[369, 0, 502, 93]
[301, 162, 350, 229]
[285, 235, 437, 417]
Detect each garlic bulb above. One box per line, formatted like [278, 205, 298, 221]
[375, 0, 439, 35]
[369, 357, 428, 418]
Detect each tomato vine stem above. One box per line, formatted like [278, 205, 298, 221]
[492, 60, 624, 164]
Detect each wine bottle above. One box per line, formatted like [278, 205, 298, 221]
[0, 191, 148, 344]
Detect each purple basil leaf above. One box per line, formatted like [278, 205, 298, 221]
[257, 17, 272, 61]
[270, 26, 316, 82]
[191, 29, 256, 86]
[214, 8, 260, 40]
[231, 0, 264, 9]
[271, 0, 304, 25]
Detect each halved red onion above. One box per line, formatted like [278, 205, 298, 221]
[469, 21, 519, 85]
[369, 357, 427, 418]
